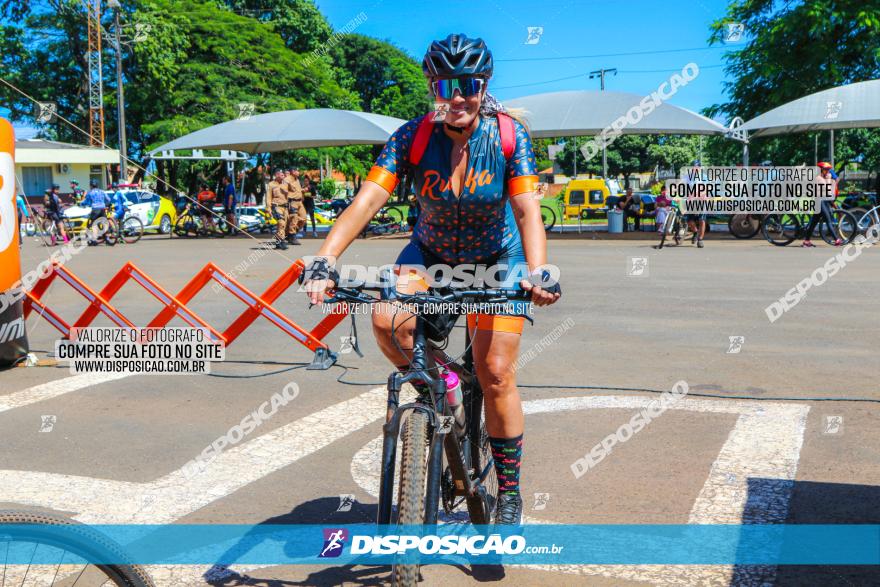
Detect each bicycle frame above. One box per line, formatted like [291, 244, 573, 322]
[376, 311, 488, 526]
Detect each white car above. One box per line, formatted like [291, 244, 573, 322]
[64, 188, 176, 234]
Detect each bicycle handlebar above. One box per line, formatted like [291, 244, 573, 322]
[324, 282, 531, 307]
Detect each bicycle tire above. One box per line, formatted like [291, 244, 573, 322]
[762, 214, 799, 246]
[98, 218, 117, 246]
[820, 209, 857, 245]
[120, 217, 143, 244]
[540, 205, 556, 232]
[657, 211, 676, 249]
[392, 410, 429, 587]
[857, 207, 880, 235]
[728, 214, 760, 239]
[0, 510, 154, 587]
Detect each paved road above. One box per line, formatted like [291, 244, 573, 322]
[2, 231, 878, 586]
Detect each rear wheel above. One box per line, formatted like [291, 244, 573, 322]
[762, 214, 800, 246]
[0, 510, 154, 586]
[857, 207, 880, 235]
[392, 410, 429, 587]
[657, 210, 677, 249]
[540, 204, 556, 232]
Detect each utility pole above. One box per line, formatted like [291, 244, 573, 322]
[108, 0, 127, 183]
[590, 68, 617, 178]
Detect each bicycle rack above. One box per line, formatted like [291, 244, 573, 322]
[23, 259, 349, 368]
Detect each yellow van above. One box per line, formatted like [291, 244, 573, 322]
[561, 179, 619, 220]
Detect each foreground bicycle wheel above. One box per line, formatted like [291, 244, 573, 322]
[762, 214, 800, 246]
[0, 510, 153, 587]
[657, 211, 677, 249]
[392, 411, 429, 587]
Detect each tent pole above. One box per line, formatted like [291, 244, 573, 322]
[742, 133, 749, 167]
[828, 129, 835, 167]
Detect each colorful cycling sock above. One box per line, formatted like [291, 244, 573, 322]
[489, 434, 522, 495]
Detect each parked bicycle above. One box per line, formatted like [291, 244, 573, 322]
[0, 509, 154, 586]
[172, 201, 225, 238]
[761, 209, 857, 246]
[365, 205, 405, 236]
[324, 281, 529, 586]
[655, 204, 686, 249]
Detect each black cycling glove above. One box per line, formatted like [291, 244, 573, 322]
[299, 257, 340, 285]
[527, 269, 562, 296]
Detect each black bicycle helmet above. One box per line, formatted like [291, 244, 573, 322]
[422, 34, 493, 79]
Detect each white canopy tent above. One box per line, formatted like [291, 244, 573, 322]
[149, 108, 406, 155]
[739, 79, 880, 165]
[506, 90, 728, 137]
[505, 90, 728, 175]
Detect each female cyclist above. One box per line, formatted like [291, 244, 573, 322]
[301, 33, 561, 524]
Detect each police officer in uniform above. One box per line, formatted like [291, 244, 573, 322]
[267, 169, 289, 249]
[284, 168, 307, 245]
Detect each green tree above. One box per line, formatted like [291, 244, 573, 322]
[707, 0, 880, 170]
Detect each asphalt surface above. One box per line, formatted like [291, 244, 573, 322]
[1, 229, 878, 586]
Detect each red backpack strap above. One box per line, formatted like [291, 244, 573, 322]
[407, 113, 436, 167]
[497, 112, 516, 161]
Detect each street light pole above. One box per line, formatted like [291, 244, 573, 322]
[589, 68, 617, 178]
[109, 0, 127, 183]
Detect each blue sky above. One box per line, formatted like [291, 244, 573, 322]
[9, 0, 740, 138]
[317, 0, 738, 115]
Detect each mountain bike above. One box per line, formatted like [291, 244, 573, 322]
[761, 208, 858, 246]
[173, 202, 224, 238]
[0, 509, 154, 586]
[324, 282, 529, 586]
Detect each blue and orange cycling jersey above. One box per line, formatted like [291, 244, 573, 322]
[367, 115, 538, 265]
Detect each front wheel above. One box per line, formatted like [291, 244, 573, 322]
[120, 216, 143, 244]
[540, 204, 556, 232]
[173, 215, 198, 238]
[820, 209, 857, 245]
[392, 410, 429, 587]
[762, 214, 800, 246]
[0, 510, 154, 586]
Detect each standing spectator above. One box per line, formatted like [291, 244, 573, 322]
[221, 175, 238, 232]
[83, 178, 111, 245]
[267, 169, 289, 249]
[301, 175, 318, 237]
[284, 169, 306, 245]
[802, 162, 841, 247]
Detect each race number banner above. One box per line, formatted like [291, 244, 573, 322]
[0, 118, 29, 368]
[666, 166, 835, 215]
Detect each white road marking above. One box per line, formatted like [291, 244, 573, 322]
[0, 372, 129, 413]
[0, 386, 389, 525]
[351, 395, 810, 586]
